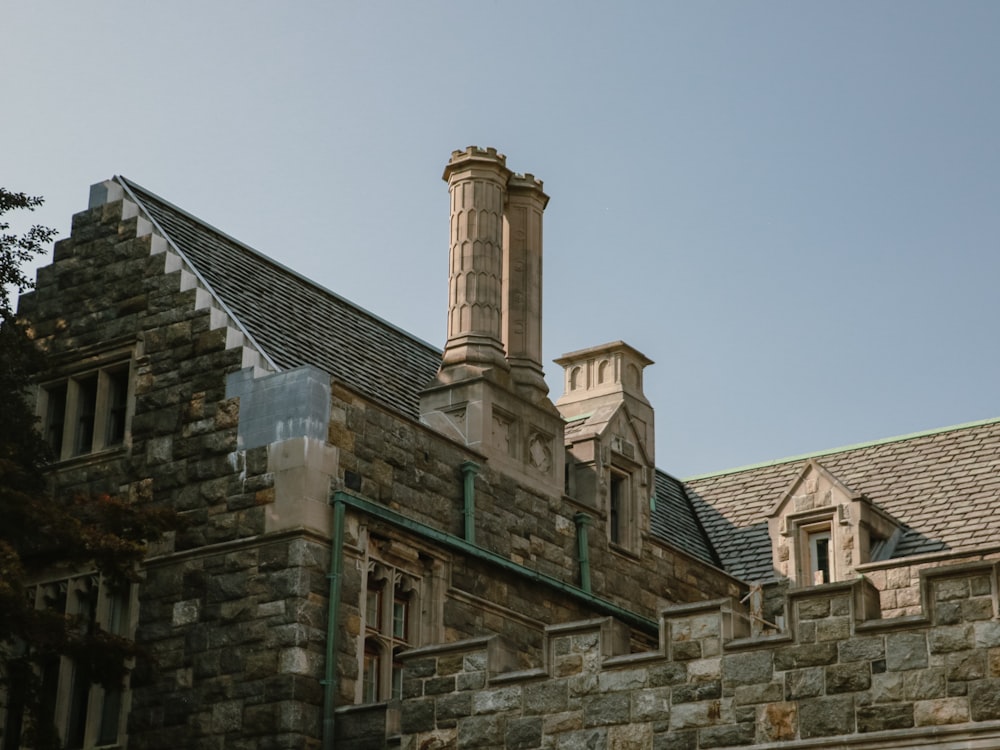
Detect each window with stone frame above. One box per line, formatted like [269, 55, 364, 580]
[0, 574, 135, 749]
[39, 356, 133, 462]
[361, 561, 418, 704]
[607, 454, 641, 553]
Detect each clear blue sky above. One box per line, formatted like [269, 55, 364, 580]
[4, 2, 999, 477]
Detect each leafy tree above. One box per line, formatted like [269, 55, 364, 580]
[0, 190, 176, 748]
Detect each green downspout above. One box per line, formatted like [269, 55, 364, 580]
[322, 497, 345, 750]
[574, 512, 592, 593]
[461, 461, 479, 543]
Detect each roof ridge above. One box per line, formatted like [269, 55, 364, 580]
[682, 415, 1000, 482]
[118, 176, 442, 358]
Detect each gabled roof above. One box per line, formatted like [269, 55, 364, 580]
[118, 177, 442, 419]
[685, 418, 1000, 581]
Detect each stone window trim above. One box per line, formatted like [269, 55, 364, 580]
[361, 560, 419, 704]
[606, 451, 643, 556]
[0, 572, 137, 749]
[37, 348, 136, 464]
[779, 506, 846, 587]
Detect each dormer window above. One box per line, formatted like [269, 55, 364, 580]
[768, 460, 901, 587]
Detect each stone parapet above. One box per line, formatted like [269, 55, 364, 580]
[399, 560, 1000, 748]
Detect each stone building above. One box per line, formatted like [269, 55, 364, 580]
[4, 147, 1000, 749]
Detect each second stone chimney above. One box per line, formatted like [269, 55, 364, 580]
[421, 147, 563, 497]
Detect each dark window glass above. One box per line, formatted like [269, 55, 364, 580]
[74, 375, 98, 455]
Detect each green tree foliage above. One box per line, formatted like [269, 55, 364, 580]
[0, 190, 176, 748]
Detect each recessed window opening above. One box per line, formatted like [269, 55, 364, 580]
[42, 360, 132, 461]
[362, 564, 417, 704]
[609, 470, 629, 546]
[809, 530, 832, 584]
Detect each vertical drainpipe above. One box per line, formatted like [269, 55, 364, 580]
[322, 498, 346, 750]
[574, 512, 592, 593]
[461, 461, 479, 544]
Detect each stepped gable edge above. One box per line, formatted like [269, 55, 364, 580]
[118, 176, 442, 420]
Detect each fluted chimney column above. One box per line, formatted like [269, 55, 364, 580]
[503, 173, 549, 400]
[441, 147, 511, 374]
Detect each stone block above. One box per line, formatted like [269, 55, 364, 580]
[969, 678, 1000, 720]
[773, 642, 838, 671]
[551, 727, 607, 750]
[648, 662, 687, 687]
[974, 621, 1000, 648]
[688, 657, 721, 684]
[914, 697, 970, 726]
[457, 714, 504, 749]
[670, 700, 727, 730]
[935, 579, 970, 601]
[785, 668, 824, 700]
[655, 729, 696, 750]
[437, 692, 473, 721]
[886, 632, 928, 671]
[542, 710, 582, 735]
[506, 716, 543, 750]
[825, 662, 870, 694]
[839, 636, 884, 663]
[857, 703, 914, 732]
[903, 668, 945, 700]
[631, 687, 670, 722]
[698, 722, 754, 748]
[796, 597, 830, 620]
[816, 616, 851, 642]
[947, 650, 986, 681]
[722, 651, 773, 687]
[582, 691, 630, 727]
[598, 668, 648, 692]
[473, 686, 522, 714]
[401, 698, 436, 734]
[523, 680, 568, 715]
[672, 681, 721, 704]
[929, 625, 973, 654]
[734, 682, 783, 706]
[798, 695, 854, 738]
[757, 701, 797, 742]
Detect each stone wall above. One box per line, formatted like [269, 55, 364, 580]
[398, 560, 1000, 749]
[327, 381, 742, 631]
[130, 535, 329, 750]
[860, 548, 1000, 619]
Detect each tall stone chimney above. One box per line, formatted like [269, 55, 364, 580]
[503, 174, 549, 402]
[421, 147, 564, 497]
[440, 147, 511, 379]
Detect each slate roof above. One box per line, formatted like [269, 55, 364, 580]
[118, 178, 442, 419]
[651, 471, 720, 568]
[684, 418, 1000, 581]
